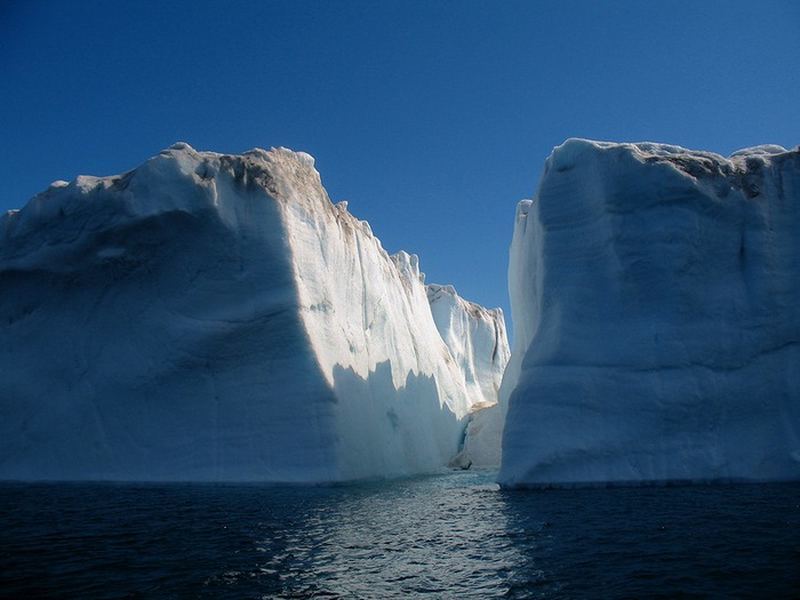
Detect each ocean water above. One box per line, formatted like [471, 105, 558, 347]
[1, 473, 798, 599]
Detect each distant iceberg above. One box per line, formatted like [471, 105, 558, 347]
[499, 139, 800, 487]
[0, 143, 508, 482]
[427, 283, 510, 469]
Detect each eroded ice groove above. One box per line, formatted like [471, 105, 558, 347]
[0, 143, 506, 482]
[499, 138, 800, 488]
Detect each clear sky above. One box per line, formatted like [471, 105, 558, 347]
[1, 0, 798, 326]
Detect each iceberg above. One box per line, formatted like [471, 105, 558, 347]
[0, 143, 508, 482]
[499, 139, 800, 487]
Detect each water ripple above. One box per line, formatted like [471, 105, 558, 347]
[1, 474, 798, 598]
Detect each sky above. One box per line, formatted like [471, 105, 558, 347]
[1, 0, 798, 328]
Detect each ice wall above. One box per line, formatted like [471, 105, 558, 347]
[499, 139, 800, 487]
[0, 143, 506, 482]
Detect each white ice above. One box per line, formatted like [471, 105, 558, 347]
[426, 283, 510, 468]
[499, 139, 800, 487]
[0, 143, 508, 482]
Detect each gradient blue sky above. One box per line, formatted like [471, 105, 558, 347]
[2, 1, 798, 324]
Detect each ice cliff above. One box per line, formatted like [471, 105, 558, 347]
[499, 139, 800, 487]
[0, 143, 508, 482]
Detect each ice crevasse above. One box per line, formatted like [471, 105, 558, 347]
[499, 139, 800, 487]
[0, 143, 508, 482]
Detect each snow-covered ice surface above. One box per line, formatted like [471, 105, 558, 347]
[0, 143, 507, 482]
[499, 139, 800, 488]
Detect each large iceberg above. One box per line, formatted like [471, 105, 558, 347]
[499, 139, 800, 487]
[0, 143, 508, 482]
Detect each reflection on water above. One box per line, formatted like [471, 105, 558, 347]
[246, 476, 527, 598]
[1, 473, 798, 598]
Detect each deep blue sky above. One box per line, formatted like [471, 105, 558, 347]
[1, 1, 798, 326]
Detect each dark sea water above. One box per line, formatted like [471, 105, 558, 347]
[1, 473, 798, 599]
